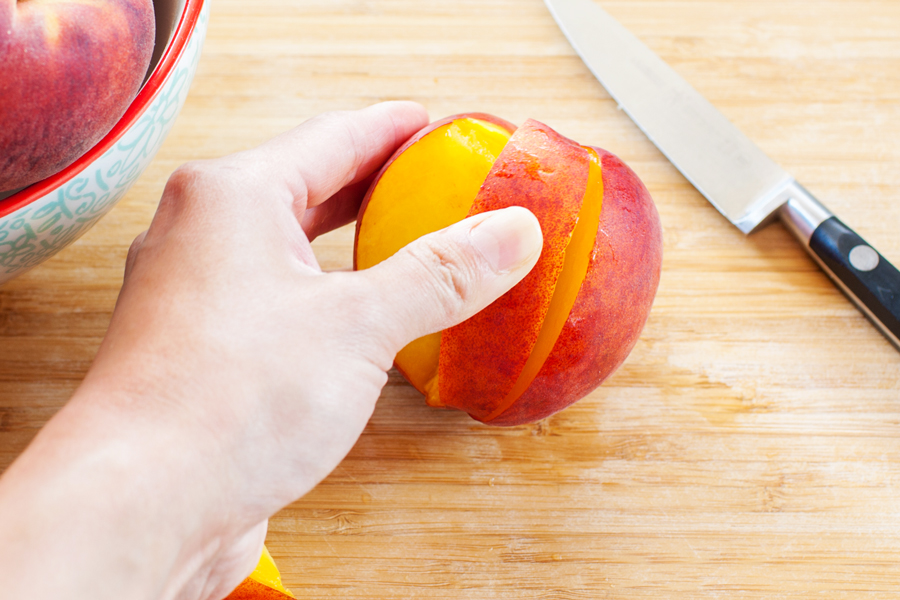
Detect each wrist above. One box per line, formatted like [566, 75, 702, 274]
[0, 377, 237, 600]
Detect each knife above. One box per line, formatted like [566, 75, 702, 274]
[545, 0, 900, 351]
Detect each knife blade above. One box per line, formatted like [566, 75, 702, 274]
[545, 0, 900, 351]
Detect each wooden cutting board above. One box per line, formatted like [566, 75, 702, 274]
[2, 1, 900, 597]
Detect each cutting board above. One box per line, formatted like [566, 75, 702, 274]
[2, 1, 900, 597]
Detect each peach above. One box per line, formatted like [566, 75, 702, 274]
[0, 0, 156, 191]
[224, 546, 294, 599]
[355, 114, 662, 426]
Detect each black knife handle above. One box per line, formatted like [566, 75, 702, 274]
[808, 216, 900, 350]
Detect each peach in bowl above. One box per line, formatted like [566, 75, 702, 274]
[0, 0, 209, 285]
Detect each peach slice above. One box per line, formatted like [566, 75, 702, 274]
[438, 119, 594, 421]
[355, 113, 516, 393]
[486, 147, 662, 426]
[354, 114, 662, 426]
[224, 546, 294, 599]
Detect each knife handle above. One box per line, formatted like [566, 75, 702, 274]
[807, 217, 900, 349]
[778, 187, 900, 351]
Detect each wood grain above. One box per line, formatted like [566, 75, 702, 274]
[2, 0, 900, 597]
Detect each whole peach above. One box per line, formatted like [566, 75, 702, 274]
[0, 0, 155, 191]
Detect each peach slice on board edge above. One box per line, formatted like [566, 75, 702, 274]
[224, 546, 294, 599]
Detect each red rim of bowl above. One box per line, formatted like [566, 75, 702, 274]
[0, 0, 205, 220]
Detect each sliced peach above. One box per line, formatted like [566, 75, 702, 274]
[474, 147, 605, 423]
[224, 546, 294, 599]
[437, 120, 592, 420]
[487, 147, 662, 425]
[354, 114, 662, 426]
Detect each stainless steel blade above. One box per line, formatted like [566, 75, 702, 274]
[545, 0, 794, 233]
[545, 0, 900, 351]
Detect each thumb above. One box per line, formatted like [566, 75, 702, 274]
[361, 206, 543, 353]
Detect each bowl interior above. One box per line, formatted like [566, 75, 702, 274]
[0, 0, 189, 201]
[148, 0, 188, 81]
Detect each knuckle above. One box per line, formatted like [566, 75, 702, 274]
[127, 230, 146, 255]
[404, 235, 482, 317]
[305, 110, 367, 179]
[123, 230, 147, 278]
[158, 158, 262, 230]
[160, 160, 216, 215]
[164, 160, 212, 196]
[126, 231, 145, 262]
[162, 159, 252, 209]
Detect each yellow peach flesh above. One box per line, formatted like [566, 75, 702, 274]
[248, 546, 294, 597]
[356, 118, 512, 397]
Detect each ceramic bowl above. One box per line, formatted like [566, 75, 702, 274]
[0, 0, 209, 285]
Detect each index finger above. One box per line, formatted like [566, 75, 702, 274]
[248, 101, 429, 211]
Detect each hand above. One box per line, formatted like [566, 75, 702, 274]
[0, 102, 542, 600]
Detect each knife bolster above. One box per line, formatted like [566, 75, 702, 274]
[777, 182, 833, 244]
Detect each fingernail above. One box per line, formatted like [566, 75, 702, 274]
[468, 207, 543, 273]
